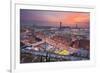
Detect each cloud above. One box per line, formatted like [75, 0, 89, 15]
[20, 9, 90, 27]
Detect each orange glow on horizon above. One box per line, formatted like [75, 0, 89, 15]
[46, 12, 90, 27]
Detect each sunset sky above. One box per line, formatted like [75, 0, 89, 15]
[20, 9, 90, 28]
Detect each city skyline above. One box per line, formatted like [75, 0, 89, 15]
[20, 9, 90, 63]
